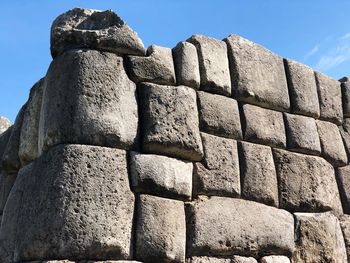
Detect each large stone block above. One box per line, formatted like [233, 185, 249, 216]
[242, 104, 286, 148]
[39, 49, 139, 153]
[135, 195, 186, 263]
[239, 141, 278, 207]
[0, 126, 13, 169]
[187, 35, 231, 96]
[0, 144, 135, 262]
[336, 165, 350, 213]
[187, 197, 294, 257]
[273, 149, 343, 215]
[340, 76, 350, 117]
[193, 133, 240, 197]
[139, 82, 203, 161]
[191, 256, 257, 263]
[340, 215, 350, 261]
[129, 152, 192, 200]
[0, 117, 11, 135]
[284, 59, 320, 118]
[315, 71, 343, 125]
[260, 256, 290, 263]
[50, 8, 145, 58]
[197, 91, 242, 139]
[340, 118, 350, 155]
[293, 212, 347, 263]
[225, 35, 289, 111]
[316, 120, 348, 167]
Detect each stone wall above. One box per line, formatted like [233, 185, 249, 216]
[0, 7, 350, 263]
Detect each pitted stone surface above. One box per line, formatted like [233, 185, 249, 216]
[129, 152, 192, 200]
[139, 82, 203, 161]
[187, 197, 294, 257]
[135, 194, 186, 263]
[0, 117, 11, 135]
[340, 76, 350, 117]
[242, 104, 286, 148]
[187, 35, 231, 96]
[284, 113, 321, 155]
[225, 35, 289, 111]
[260, 256, 290, 263]
[336, 166, 350, 214]
[173, 41, 200, 88]
[273, 149, 343, 215]
[193, 133, 240, 197]
[50, 8, 145, 58]
[0, 144, 134, 262]
[39, 49, 139, 152]
[197, 91, 242, 139]
[340, 215, 350, 260]
[191, 256, 257, 263]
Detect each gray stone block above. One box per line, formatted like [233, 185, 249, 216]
[193, 133, 240, 197]
[315, 71, 343, 125]
[129, 152, 192, 200]
[139, 82, 203, 161]
[50, 8, 146, 58]
[0, 117, 10, 135]
[260, 256, 290, 263]
[197, 91, 242, 139]
[339, 215, 350, 261]
[336, 165, 350, 213]
[187, 197, 294, 257]
[0, 144, 134, 262]
[0, 126, 13, 170]
[284, 113, 321, 155]
[273, 149, 343, 215]
[340, 76, 350, 117]
[242, 104, 286, 148]
[173, 41, 200, 89]
[225, 35, 289, 111]
[340, 118, 350, 155]
[191, 256, 257, 263]
[284, 59, 320, 118]
[127, 45, 176, 85]
[239, 141, 278, 207]
[293, 212, 347, 263]
[135, 194, 186, 263]
[0, 172, 16, 215]
[39, 49, 139, 153]
[187, 35, 231, 96]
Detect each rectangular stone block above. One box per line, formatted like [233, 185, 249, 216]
[339, 215, 350, 261]
[260, 256, 290, 263]
[191, 256, 257, 263]
[340, 118, 350, 155]
[336, 165, 350, 214]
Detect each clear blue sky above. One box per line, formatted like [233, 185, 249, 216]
[2, 0, 350, 122]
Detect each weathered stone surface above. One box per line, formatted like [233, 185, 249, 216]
[193, 133, 240, 197]
[239, 141, 278, 207]
[50, 8, 145, 58]
[340, 118, 350, 155]
[187, 35, 231, 96]
[187, 197, 294, 257]
[197, 91, 242, 139]
[340, 215, 350, 261]
[135, 194, 186, 263]
[260, 256, 290, 263]
[0, 144, 134, 262]
[273, 149, 343, 215]
[340, 76, 350, 117]
[316, 120, 348, 167]
[336, 165, 350, 213]
[19, 78, 45, 166]
[129, 152, 192, 200]
[139, 82, 203, 161]
[0, 126, 12, 169]
[0, 117, 11, 135]
[284, 59, 320, 118]
[242, 104, 286, 148]
[26, 261, 142, 263]
[191, 256, 257, 263]
[225, 35, 289, 111]
[284, 113, 321, 155]
[127, 45, 176, 85]
[39, 49, 138, 153]
[0, 172, 16, 215]
[293, 212, 347, 263]
[315, 71, 343, 125]
[173, 41, 200, 88]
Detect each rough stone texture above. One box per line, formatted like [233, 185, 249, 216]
[197, 91, 242, 139]
[273, 149, 343, 215]
[0, 126, 13, 170]
[340, 76, 350, 117]
[193, 133, 240, 197]
[284, 113, 321, 155]
[191, 256, 257, 263]
[127, 45, 176, 85]
[173, 41, 200, 88]
[225, 35, 289, 111]
[129, 152, 192, 200]
[242, 104, 286, 148]
[39, 49, 138, 153]
[340, 215, 350, 261]
[293, 212, 347, 263]
[239, 141, 278, 207]
[316, 120, 348, 167]
[0, 144, 135, 262]
[187, 197, 294, 257]
[26, 261, 142, 263]
[260, 256, 290, 263]
[135, 194, 186, 263]
[0, 172, 16, 215]
[0, 117, 11, 135]
[50, 8, 145, 58]
[139, 82, 203, 161]
[19, 78, 45, 166]
[315, 71, 343, 125]
[284, 59, 320, 118]
[336, 165, 350, 214]
[187, 35, 231, 96]
[340, 118, 350, 155]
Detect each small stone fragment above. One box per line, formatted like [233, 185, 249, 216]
[336, 165, 350, 213]
[340, 76, 350, 117]
[191, 256, 257, 263]
[0, 117, 11, 135]
[260, 256, 290, 263]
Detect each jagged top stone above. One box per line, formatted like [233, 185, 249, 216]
[0, 117, 11, 135]
[50, 8, 146, 58]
